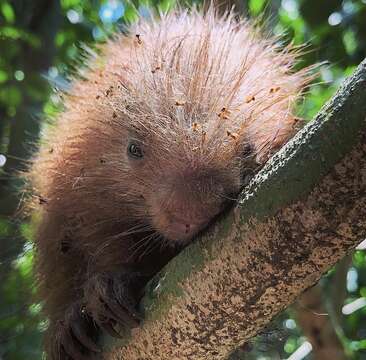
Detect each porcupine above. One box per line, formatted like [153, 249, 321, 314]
[27, 7, 312, 360]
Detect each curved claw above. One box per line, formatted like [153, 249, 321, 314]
[53, 303, 101, 360]
[118, 300, 143, 323]
[114, 293, 143, 323]
[61, 335, 92, 360]
[105, 298, 140, 328]
[111, 280, 143, 324]
[84, 270, 146, 342]
[70, 319, 101, 354]
[100, 320, 123, 338]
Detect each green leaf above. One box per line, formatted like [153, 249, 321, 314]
[0, 85, 22, 107]
[284, 337, 297, 353]
[55, 31, 66, 47]
[0, 26, 21, 39]
[124, 4, 139, 24]
[0, 69, 8, 83]
[1, 2, 15, 23]
[157, 0, 175, 13]
[15, 249, 34, 279]
[28, 303, 41, 316]
[0, 217, 11, 236]
[0, 26, 41, 47]
[360, 287, 366, 298]
[353, 251, 366, 268]
[343, 30, 357, 56]
[61, 0, 82, 9]
[350, 339, 366, 351]
[20, 223, 34, 242]
[249, 0, 266, 16]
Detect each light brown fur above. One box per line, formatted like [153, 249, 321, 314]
[27, 8, 312, 359]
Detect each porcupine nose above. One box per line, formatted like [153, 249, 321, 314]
[153, 173, 233, 243]
[164, 213, 213, 242]
[169, 214, 208, 237]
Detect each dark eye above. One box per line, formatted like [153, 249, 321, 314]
[127, 141, 144, 159]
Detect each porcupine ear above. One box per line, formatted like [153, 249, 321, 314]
[238, 140, 260, 186]
[248, 114, 304, 165]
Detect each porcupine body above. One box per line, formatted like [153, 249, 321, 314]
[27, 7, 311, 359]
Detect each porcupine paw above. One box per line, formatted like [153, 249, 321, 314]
[51, 301, 101, 360]
[83, 271, 144, 338]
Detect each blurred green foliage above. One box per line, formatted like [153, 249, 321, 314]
[0, 0, 366, 359]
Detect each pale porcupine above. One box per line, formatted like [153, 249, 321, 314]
[27, 7, 312, 360]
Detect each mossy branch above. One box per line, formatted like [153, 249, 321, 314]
[104, 58, 366, 360]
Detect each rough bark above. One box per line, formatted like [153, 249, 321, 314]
[103, 59, 366, 360]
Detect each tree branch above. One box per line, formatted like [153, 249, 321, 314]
[104, 58, 366, 360]
[294, 284, 347, 360]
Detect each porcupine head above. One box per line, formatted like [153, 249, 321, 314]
[30, 9, 311, 257]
